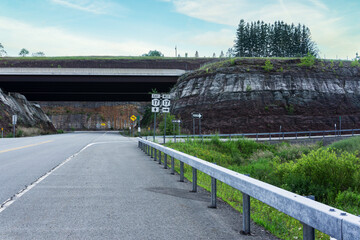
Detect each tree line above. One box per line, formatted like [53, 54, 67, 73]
[234, 19, 318, 58]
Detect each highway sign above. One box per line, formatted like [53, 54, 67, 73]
[172, 120, 181, 123]
[162, 94, 171, 99]
[130, 115, 137, 121]
[161, 107, 170, 113]
[152, 99, 161, 107]
[192, 113, 202, 119]
[152, 107, 160, 113]
[12, 115, 17, 124]
[152, 94, 161, 99]
[162, 99, 171, 107]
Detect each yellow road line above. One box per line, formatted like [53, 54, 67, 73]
[0, 140, 54, 154]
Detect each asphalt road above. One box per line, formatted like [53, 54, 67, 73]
[0, 132, 277, 239]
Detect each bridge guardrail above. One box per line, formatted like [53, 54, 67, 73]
[137, 138, 360, 240]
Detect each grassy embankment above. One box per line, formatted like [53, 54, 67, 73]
[161, 137, 360, 240]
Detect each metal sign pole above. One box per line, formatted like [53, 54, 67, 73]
[199, 118, 201, 136]
[193, 118, 195, 136]
[153, 112, 156, 142]
[339, 116, 342, 136]
[164, 113, 167, 144]
[178, 122, 181, 136]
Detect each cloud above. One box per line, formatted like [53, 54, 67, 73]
[0, 16, 173, 57]
[168, 0, 359, 59]
[50, 0, 125, 15]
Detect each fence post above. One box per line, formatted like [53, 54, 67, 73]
[241, 193, 251, 235]
[158, 150, 162, 164]
[180, 161, 184, 182]
[190, 167, 197, 192]
[171, 157, 175, 175]
[164, 154, 168, 169]
[208, 177, 217, 208]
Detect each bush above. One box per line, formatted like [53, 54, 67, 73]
[299, 53, 316, 67]
[334, 189, 360, 215]
[327, 136, 360, 154]
[263, 59, 274, 71]
[158, 113, 180, 135]
[351, 60, 360, 67]
[273, 148, 360, 202]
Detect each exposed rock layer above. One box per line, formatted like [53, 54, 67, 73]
[171, 59, 360, 133]
[0, 89, 56, 136]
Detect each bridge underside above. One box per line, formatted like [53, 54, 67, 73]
[0, 75, 177, 101]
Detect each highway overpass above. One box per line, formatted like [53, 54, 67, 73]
[0, 57, 212, 101]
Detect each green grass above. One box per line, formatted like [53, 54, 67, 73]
[162, 137, 360, 239]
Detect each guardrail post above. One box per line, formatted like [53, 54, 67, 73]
[147, 145, 150, 156]
[154, 149, 157, 161]
[208, 177, 217, 208]
[164, 154, 167, 169]
[352, 129, 354, 136]
[180, 161, 184, 182]
[302, 195, 315, 240]
[296, 132, 298, 140]
[256, 133, 258, 141]
[151, 147, 154, 158]
[241, 193, 250, 235]
[158, 150, 162, 164]
[282, 132, 284, 140]
[190, 167, 197, 192]
[171, 157, 175, 175]
[269, 133, 271, 141]
[309, 131, 311, 139]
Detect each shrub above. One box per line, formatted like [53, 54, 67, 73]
[351, 60, 360, 67]
[246, 84, 252, 92]
[334, 189, 360, 215]
[299, 53, 316, 67]
[327, 136, 360, 154]
[339, 61, 344, 67]
[273, 148, 360, 202]
[263, 59, 274, 72]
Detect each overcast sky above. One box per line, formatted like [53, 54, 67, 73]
[0, 0, 359, 59]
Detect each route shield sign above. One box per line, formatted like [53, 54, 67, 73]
[130, 115, 137, 121]
[151, 99, 161, 107]
[162, 99, 171, 107]
[12, 115, 17, 125]
[152, 107, 160, 113]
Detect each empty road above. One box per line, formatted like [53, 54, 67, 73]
[0, 132, 276, 239]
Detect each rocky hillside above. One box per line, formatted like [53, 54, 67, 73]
[0, 88, 56, 136]
[171, 58, 360, 134]
[39, 102, 146, 131]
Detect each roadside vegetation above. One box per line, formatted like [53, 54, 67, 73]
[163, 136, 360, 239]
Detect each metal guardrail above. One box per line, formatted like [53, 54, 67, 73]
[137, 138, 360, 240]
[143, 128, 360, 143]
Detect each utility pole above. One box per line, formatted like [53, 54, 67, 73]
[175, 46, 177, 58]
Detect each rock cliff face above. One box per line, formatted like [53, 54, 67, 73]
[39, 102, 146, 130]
[0, 89, 56, 136]
[171, 59, 360, 133]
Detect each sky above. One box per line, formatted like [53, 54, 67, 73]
[0, 0, 359, 59]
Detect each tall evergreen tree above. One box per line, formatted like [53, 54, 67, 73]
[234, 19, 318, 57]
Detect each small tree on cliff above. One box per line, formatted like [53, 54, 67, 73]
[19, 48, 29, 57]
[142, 50, 164, 57]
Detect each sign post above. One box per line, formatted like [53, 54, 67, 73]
[130, 115, 137, 137]
[1, 127, 3, 138]
[161, 94, 171, 144]
[192, 113, 202, 136]
[151, 94, 161, 141]
[12, 115, 17, 138]
[172, 120, 181, 142]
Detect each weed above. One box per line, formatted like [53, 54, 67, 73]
[298, 53, 316, 68]
[246, 84, 252, 92]
[339, 61, 344, 67]
[351, 60, 360, 67]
